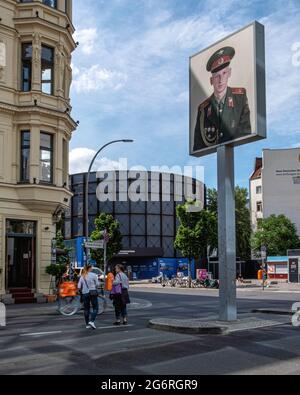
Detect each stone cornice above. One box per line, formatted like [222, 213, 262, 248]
[14, 16, 76, 51]
[0, 101, 77, 131]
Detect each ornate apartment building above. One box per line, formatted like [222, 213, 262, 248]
[0, 0, 76, 303]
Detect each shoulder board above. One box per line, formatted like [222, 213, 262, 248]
[199, 98, 210, 110]
[231, 87, 246, 95]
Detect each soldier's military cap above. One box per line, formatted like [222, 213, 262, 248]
[206, 46, 235, 73]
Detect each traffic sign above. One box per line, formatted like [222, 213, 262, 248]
[84, 240, 104, 249]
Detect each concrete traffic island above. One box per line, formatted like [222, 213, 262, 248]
[252, 308, 294, 316]
[148, 315, 291, 335]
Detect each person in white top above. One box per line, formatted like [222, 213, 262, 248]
[78, 265, 99, 330]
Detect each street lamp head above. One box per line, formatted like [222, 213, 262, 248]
[122, 139, 134, 143]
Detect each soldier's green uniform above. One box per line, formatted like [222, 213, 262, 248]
[193, 87, 251, 150]
[193, 46, 252, 151]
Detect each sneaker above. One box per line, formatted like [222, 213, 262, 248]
[123, 320, 128, 325]
[86, 325, 91, 329]
[89, 321, 96, 330]
[113, 321, 121, 326]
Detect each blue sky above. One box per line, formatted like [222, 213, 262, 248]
[70, 0, 300, 191]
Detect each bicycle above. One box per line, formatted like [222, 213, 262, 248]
[57, 283, 108, 317]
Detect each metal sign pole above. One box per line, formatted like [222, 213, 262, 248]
[217, 145, 237, 322]
[103, 241, 107, 274]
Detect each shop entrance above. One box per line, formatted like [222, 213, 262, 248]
[6, 220, 36, 289]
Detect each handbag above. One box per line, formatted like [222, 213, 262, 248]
[111, 273, 123, 295]
[83, 277, 99, 297]
[111, 283, 122, 295]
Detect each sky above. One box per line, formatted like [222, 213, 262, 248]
[69, 0, 300, 191]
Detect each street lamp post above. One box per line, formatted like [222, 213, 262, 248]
[84, 139, 134, 264]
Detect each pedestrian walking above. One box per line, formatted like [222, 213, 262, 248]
[77, 265, 99, 330]
[110, 264, 130, 326]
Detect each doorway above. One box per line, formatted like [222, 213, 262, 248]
[6, 220, 36, 290]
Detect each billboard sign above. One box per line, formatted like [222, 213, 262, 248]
[190, 21, 266, 157]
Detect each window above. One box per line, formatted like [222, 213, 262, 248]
[42, 0, 57, 8]
[256, 185, 262, 194]
[20, 0, 57, 8]
[41, 45, 54, 95]
[256, 202, 263, 212]
[6, 220, 36, 236]
[21, 43, 32, 92]
[40, 133, 53, 183]
[21, 131, 30, 182]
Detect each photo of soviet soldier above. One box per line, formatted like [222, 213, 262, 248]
[193, 46, 252, 151]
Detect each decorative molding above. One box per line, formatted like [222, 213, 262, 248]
[0, 101, 77, 130]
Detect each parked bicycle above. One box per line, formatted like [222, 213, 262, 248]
[56, 264, 108, 317]
[57, 282, 108, 316]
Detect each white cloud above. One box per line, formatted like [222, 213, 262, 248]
[175, 91, 189, 103]
[73, 28, 98, 55]
[260, 6, 300, 136]
[72, 65, 128, 93]
[69, 148, 126, 174]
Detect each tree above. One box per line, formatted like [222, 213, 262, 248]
[174, 201, 217, 286]
[45, 229, 70, 293]
[55, 230, 70, 265]
[251, 214, 300, 256]
[90, 213, 123, 269]
[235, 187, 252, 261]
[206, 187, 252, 260]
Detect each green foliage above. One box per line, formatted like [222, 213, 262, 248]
[90, 213, 123, 269]
[55, 230, 71, 265]
[174, 201, 217, 260]
[206, 187, 251, 260]
[45, 264, 66, 278]
[45, 229, 70, 280]
[251, 214, 300, 256]
[235, 187, 252, 260]
[207, 188, 218, 213]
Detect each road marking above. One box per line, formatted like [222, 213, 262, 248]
[20, 331, 62, 337]
[19, 325, 134, 337]
[95, 324, 134, 330]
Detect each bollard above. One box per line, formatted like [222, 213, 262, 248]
[0, 302, 6, 327]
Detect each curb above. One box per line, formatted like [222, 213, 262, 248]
[252, 309, 293, 316]
[148, 319, 228, 335]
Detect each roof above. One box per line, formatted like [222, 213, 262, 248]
[250, 157, 262, 181]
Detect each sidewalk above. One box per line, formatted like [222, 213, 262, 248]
[131, 280, 300, 293]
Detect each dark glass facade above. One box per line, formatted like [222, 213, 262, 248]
[65, 171, 205, 259]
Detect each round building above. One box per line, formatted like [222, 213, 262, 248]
[65, 170, 205, 279]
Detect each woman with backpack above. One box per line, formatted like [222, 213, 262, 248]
[110, 264, 130, 326]
[78, 265, 99, 330]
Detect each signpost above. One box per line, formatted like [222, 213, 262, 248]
[261, 245, 267, 290]
[84, 230, 110, 277]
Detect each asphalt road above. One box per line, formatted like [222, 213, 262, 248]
[0, 287, 300, 375]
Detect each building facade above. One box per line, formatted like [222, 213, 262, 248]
[64, 171, 205, 277]
[250, 148, 300, 234]
[0, 0, 76, 303]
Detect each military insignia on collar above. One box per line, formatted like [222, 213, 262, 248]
[228, 97, 234, 108]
